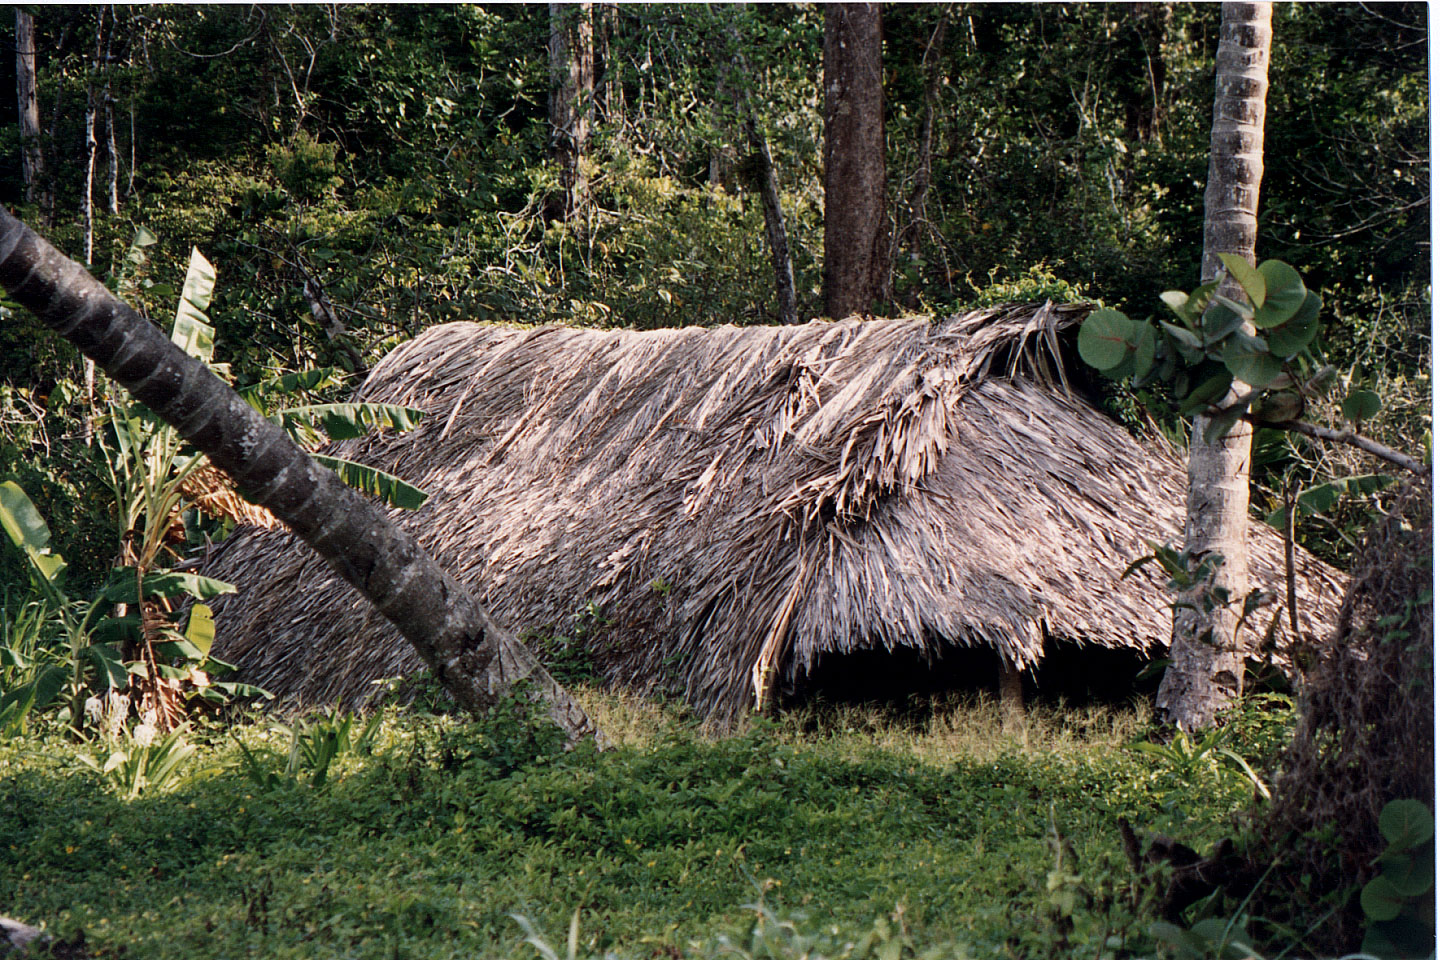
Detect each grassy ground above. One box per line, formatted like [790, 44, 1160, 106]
[0, 691, 1285, 959]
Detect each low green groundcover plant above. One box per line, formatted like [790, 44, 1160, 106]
[0, 693, 1283, 959]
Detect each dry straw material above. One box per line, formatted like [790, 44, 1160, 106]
[205, 304, 1345, 724]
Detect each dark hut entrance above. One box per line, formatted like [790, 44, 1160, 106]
[784, 638, 1163, 715]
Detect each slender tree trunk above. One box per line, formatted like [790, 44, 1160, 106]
[0, 207, 605, 746]
[15, 9, 47, 215]
[103, 6, 118, 216]
[597, 2, 624, 129]
[998, 657, 1025, 736]
[548, 3, 593, 222]
[727, 9, 797, 325]
[83, 96, 96, 265]
[104, 92, 119, 216]
[744, 115, 798, 325]
[822, 3, 889, 319]
[1122, 3, 1170, 144]
[895, 10, 948, 308]
[1156, 1, 1271, 733]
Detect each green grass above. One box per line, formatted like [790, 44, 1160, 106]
[0, 691, 1280, 959]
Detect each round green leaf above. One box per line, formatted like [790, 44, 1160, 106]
[1267, 291, 1322, 357]
[1223, 337, 1285, 388]
[1078, 308, 1136, 371]
[1202, 304, 1246, 345]
[1342, 389, 1383, 424]
[1380, 844, 1435, 897]
[1218, 252, 1267, 308]
[1254, 261, 1307, 328]
[1133, 323, 1158, 381]
[1361, 875, 1406, 922]
[1380, 799, 1435, 849]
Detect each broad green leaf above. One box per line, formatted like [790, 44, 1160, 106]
[314, 455, 429, 510]
[0, 664, 66, 733]
[1179, 371, 1234, 416]
[172, 248, 217, 362]
[1211, 294, 1255, 322]
[1218, 253, 1267, 308]
[1201, 304, 1246, 345]
[1380, 798, 1434, 849]
[154, 639, 207, 662]
[1254, 260, 1307, 328]
[282, 402, 426, 442]
[1379, 844, 1435, 897]
[0, 481, 52, 554]
[85, 643, 129, 690]
[1160, 321, 1202, 351]
[31, 553, 66, 582]
[1159, 290, 1193, 322]
[1223, 337, 1285, 389]
[185, 603, 216, 658]
[1264, 474, 1395, 528]
[88, 615, 141, 646]
[1363, 917, 1439, 960]
[213, 680, 274, 700]
[1342, 389, 1382, 423]
[1267, 291, 1322, 357]
[103, 571, 237, 603]
[1077, 308, 1135, 370]
[1133, 323, 1158, 381]
[1361, 875, 1406, 922]
[241, 367, 343, 403]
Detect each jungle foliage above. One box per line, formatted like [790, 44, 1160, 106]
[0, 4, 1428, 588]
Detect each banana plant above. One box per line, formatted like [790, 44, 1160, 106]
[0, 480, 129, 733]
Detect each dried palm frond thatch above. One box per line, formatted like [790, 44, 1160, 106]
[204, 304, 1346, 724]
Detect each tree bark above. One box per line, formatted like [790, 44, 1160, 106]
[744, 114, 799, 325]
[727, 11, 798, 326]
[895, 10, 948, 308]
[548, 3, 594, 223]
[1156, 2, 1271, 733]
[822, 3, 889, 319]
[0, 207, 605, 746]
[15, 9, 47, 216]
[597, 2, 624, 129]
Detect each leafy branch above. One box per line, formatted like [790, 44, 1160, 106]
[1078, 254, 1427, 475]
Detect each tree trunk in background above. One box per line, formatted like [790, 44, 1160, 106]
[1156, 2, 1271, 733]
[548, 2, 594, 223]
[597, 3, 624, 130]
[896, 10, 948, 308]
[0, 207, 606, 747]
[744, 114, 798, 325]
[728, 9, 797, 325]
[1121, 3, 1170, 144]
[15, 9, 48, 218]
[822, 3, 889, 319]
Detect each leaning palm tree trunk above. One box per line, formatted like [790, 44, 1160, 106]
[0, 206, 604, 745]
[1156, 1, 1272, 732]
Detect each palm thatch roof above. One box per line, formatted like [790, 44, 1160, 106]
[204, 304, 1346, 725]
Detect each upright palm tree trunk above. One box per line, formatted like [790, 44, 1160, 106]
[822, 3, 889, 319]
[1156, 2, 1271, 732]
[0, 207, 605, 746]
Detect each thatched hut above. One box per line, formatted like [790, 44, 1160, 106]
[204, 304, 1345, 724]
